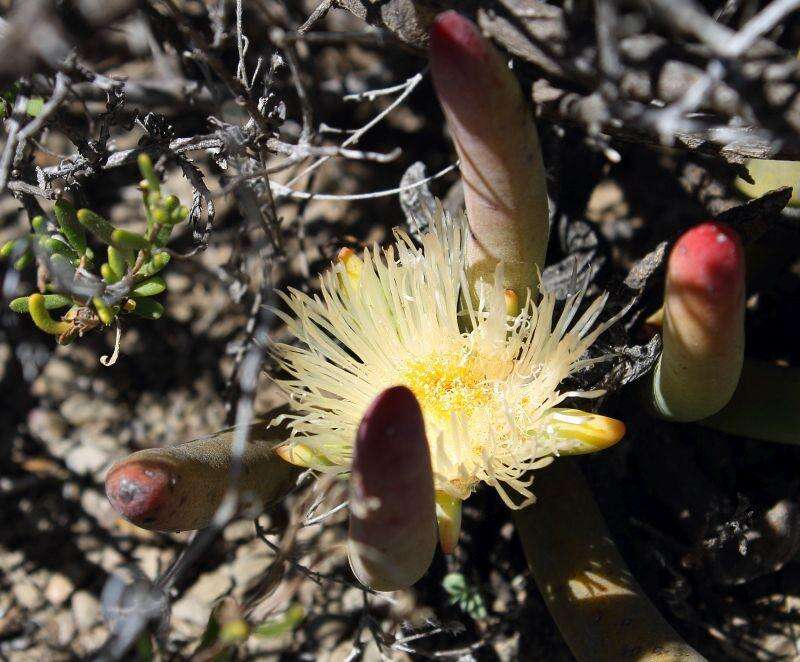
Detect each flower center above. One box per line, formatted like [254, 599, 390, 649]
[401, 350, 497, 425]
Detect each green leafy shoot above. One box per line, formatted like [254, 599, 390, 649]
[442, 573, 488, 620]
[1, 153, 191, 346]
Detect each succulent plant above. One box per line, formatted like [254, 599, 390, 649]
[96, 10, 795, 662]
[2, 153, 187, 346]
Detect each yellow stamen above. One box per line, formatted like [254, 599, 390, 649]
[402, 351, 497, 424]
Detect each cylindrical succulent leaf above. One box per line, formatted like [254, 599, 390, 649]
[101, 263, 119, 284]
[703, 359, 800, 443]
[430, 11, 549, 295]
[53, 200, 87, 255]
[138, 153, 161, 193]
[514, 460, 705, 662]
[27, 293, 71, 336]
[13, 251, 33, 271]
[130, 297, 164, 320]
[77, 209, 115, 244]
[41, 237, 78, 261]
[111, 228, 150, 251]
[105, 417, 299, 532]
[0, 239, 19, 258]
[138, 251, 170, 279]
[31, 215, 46, 233]
[131, 275, 166, 297]
[347, 386, 437, 591]
[92, 296, 115, 325]
[647, 222, 745, 422]
[107, 246, 130, 279]
[10, 293, 72, 314]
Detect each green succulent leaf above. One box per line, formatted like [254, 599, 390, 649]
[13, 251, 33, 271]
[31, 215, 47, 234]
[10, 293, 72, 313]
[130, 297, 164, 320]
[137, 153, 161, 193]
[42, 237, 79, 262]
[131, 275, 166, 297]
[138, 251, 170, 278]
[253, 604, 305, 638]
[77, 209, 115, 244]
[111, 228, 150, 251]
[107, 246, 128, 280]
[92, 296, 115, 325]
[28, 293, 71, 336]
[53, 201, 87, 254]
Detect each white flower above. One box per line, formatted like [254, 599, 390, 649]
[272, 207, 624, 509]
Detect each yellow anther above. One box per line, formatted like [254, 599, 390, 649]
[504, 289, 520, 317]
[336, 247, 362, 286]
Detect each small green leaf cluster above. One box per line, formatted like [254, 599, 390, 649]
[442, 572, 488, 620]
[1, 153, 189, 344]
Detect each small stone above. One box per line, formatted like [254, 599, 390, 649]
[76, 624, 108, 655]
[230, 545, 269, 587]
[65, 445, 108, 476]
[12, 583, 43, 610]
[71, 591, 101, 631]
[80, 489, 116, 529]
[44, 573, 74, 606]
[60, 393, 118, 427]
[44, 610, 76, 647]
[223, 519, 255, 542]
[186, 570, 231, 604]
[132, 547, 162, 581]
[27, 409, 68, 446]
[171, 596, 211, 628]
[0, 549, 24, 573]
[342, 587, 363, 613]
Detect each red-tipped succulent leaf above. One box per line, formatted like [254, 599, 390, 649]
[348, 386, 437, 591]
[430, 11, 549, 296]
[649, 221, 745, 421]
[105, 419, 298, 532]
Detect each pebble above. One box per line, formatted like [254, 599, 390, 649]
[12, 583, 43, 611]
[65, 445, 108, 476]
[71, 591, 101, 631]
[60, 393, 118, 427]
[44, 574, 74, 607]
[44, 610, 76, 647]
[171, 596, 211, 628]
